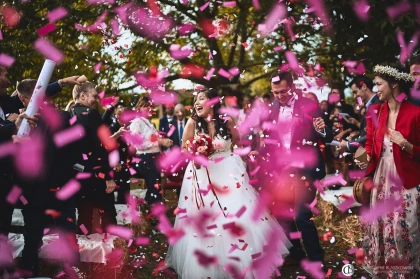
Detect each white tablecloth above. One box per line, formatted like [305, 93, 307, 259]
[9, 233, 117, 264]
[319, 186, 361, 209]
[11, 189, 147, 227]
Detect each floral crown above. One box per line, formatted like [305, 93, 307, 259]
[373, 65, 412, 83]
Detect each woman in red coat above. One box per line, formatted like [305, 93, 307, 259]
[361, 65, 420, 278]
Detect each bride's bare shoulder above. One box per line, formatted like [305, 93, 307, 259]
[186, 118, 196, 127]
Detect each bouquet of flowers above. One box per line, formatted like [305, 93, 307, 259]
[185, 134, 214, 157]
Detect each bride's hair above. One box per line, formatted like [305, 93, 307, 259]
[191, 89, 232, 139]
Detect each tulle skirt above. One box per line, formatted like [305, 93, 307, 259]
[166, 152, 291, 279]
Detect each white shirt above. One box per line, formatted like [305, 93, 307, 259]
[0, 107, 5, 120]
[278, 95, 326, 152]
[177, 118, 185, 143]
[129, 117, 161, 154]
[278, 96, 296, 151]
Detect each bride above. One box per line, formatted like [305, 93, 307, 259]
[166, 89, 291, 279]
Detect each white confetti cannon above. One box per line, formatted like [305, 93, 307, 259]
[17, 59, 56, 138]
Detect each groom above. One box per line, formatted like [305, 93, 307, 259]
[262, 70, 332, 266]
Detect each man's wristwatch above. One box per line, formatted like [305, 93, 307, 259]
[58, 79, 65, 87]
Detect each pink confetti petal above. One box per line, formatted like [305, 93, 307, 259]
[75, 172, 91, 179]
[94, 61, 102, 73]
[395, 92, 407, 102]
[353, 0, 370, 22]
[235, 206, 246, 218]
[260, 3, 286, 36]
[14, 134, 44, 179]
[87, 0, 116, 5]
[338, 195, 356, 212]
[223, 1, 236, 7]
[357, 96, 363, 105]
[47, 7, 68, 23]
[320, 173, 347, 187]
[228, 67, 240, 76]
[252, 0, 261, 10]
[169, 44, 192, 60]
[109, 149, 120, 168]
[53, 124, 85, 148]
[0, 238, 13, 267]
[127, 5, 173, 42]
[194, 250, 218, 267]
[37, 23, 56, 37]
[178, 23, 195, 36]
[204, 96, 221, 107]
[107, 224, 133, 240]
[0, 53, 15, 67]
[233, 146, 251, 156]
[219, 107, 240, 118]
[199, 2, 210, 11]
[42, 236, 79, 264]
[150, 90, 178, 106]
[6, 185, 22, 205]
[273, 45, 285, 51]
[361, 196, 403, 224]
[218, 68, 232, 79]
[387, 1, 412, 21]
[167, 124, 176, 137]
[0, 30, 3, 40]
[56, 179, 81, 200]
[289, 231, 302, 239]
[285, 50, 304, 75]
[135, 237, 150, 245]
[347, 247, 359, 254]
[301, 259, 325, 279]
[110, 18, 121, 36]
[34, 38, 65, 64]
[304, 0, 332, 34]
[205, 67, 215, 80]
[19, 195, 28, 205]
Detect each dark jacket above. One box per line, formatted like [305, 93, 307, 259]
[69, 103, 112, 180]
[159, 115, 182, 149]
[16, 110, 81, 206]
[0, 82, 62, 115]
[0, 118, 16, 174]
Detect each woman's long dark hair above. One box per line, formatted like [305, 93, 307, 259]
[191, 89, 232, 139]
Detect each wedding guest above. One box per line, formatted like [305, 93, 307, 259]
[130, 96, 173, 204]
[262, 92, 272, 104]
[173, 104, 188, 147]
[159, 104, 176, 151]
[305, 92, 319, 103]
[359, 64, 420, 278]
[238, 95, 252, 125]
[0, 68, 39, 277]
[166, 89, 291, 278]
[409, 55, 420, 105]
[268, 70, 332, 267]
[0, 73, 80, 115]
[339, 75, 380, 153]
[102, 96, 121, 126]
[109, 105, 131, 204]
[15, 100, 81, 277]
[70, 82, 117, 234]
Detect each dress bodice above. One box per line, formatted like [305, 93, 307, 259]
[212, 136, 232, 154]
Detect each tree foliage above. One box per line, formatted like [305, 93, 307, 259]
[0, 0, 418, 107]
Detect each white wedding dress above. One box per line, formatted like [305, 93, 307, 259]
[166, 136, 291, 279]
